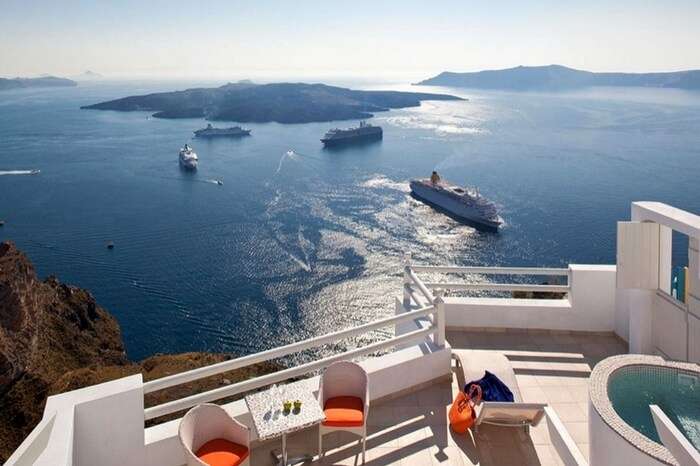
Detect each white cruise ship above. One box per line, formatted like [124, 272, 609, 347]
[178, 144, 198, 170]
[410, 177, 502, 229]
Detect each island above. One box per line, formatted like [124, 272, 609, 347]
[416, 64, 700, 90]
[74, 70, 103, 80]
[0, 76, 77, 91]
[81, 81, 463, 123]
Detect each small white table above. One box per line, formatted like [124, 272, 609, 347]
[246, 382, 326, 466]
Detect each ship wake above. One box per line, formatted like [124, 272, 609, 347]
[0, 169, 40, 176]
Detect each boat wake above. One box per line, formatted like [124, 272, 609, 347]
[0, 169, 40, 176]
[360, 175, 410, 193]
[275, 149, 323, 175]
[156, 175, 222, 186]
[284, 228, 313, 272]
[275, 150, 299, 174]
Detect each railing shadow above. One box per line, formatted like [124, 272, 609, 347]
[255, 367, 544, 465]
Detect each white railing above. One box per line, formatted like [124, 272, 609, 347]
[143, 303, 440, 420]
[403, 255, 570, 308]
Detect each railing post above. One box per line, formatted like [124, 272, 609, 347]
[433, 288, 446, 347]
[403, 253, 412, 311]
[567, 265, 573, 300]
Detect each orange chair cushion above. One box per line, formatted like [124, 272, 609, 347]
[323, 396, 365, 427]
[196, 438, 249, 466]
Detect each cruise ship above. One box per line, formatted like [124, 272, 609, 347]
[178, 144, 198, 170]
[320, 121, 382, 146]
[410, 176, 502, 229]
[194, 124, 251, 138]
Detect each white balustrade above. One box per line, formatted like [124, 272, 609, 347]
[143, 304, 438, 420]
[402, 263, 571, 302]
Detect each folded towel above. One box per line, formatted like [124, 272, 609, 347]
[465, 370, 514, 403]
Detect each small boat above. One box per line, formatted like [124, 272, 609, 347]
[29, 169, 40, 175]
[106, 241, 115, 249]
[410, 176, 502, 230]
[179, 144, 198, 170]
[216, 180, 223, 186]
[0, 220, 5, 227]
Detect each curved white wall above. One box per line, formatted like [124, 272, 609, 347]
[589, 401, 667, 466]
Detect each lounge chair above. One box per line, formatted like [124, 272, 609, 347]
[452, 349, 546, 433]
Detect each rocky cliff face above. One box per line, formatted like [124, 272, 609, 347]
[0, 242, 278, 461]
[0, 241, 127, 457]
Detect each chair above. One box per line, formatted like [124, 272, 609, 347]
[452, 349, 546, 433]
[318, 361, 369, 463]
[179, 403, 250, 466]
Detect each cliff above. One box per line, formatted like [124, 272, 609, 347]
[81, 81, 463, 123]
[416, 64, 700, 90]
[0, 242, 278, 461]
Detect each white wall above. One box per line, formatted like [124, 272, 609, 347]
[629, 202, 700, 363]
[689, 238, 700, 364]
[545, 407, 588, 466]
[589, 403, 665, 466]
[443, 265, 618, 333]
[72, 376, 145, 466]
[653, 291, 689, 360]
[5, 375, 145, 466]
[4, 413, 59, 466]
[615, 289, 631, 342]
[627, 290, 655, 354]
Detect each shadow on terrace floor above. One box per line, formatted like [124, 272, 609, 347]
[251, 378, 545, 466]
[249, 330, 627, 465]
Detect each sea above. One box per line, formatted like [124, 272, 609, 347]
[1, 79, 699, 360]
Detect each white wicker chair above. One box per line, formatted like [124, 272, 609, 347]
[318, 361, 369, 464]
[178, 403, 250, 466]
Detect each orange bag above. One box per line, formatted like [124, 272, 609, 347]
[448, 384, 482, 434]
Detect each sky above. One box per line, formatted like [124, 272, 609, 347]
[1, 0, 699, 80]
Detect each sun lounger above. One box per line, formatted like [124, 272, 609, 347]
[452, 349, 546, 433]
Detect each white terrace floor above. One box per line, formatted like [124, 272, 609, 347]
[246, 330, 627, 466]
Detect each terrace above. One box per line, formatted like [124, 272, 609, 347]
[6, 201, 700, 466]
[244, 330, 625, 466]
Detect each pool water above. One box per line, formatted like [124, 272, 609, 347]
[609, 366, 700, 450]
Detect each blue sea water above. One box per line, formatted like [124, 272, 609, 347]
[1, 80, 699, 360]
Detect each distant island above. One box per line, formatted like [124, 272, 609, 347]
[74, 70, 103, 80]
[81, 81, 463, 123]
[416, 65, 700, 90]
[0, 76, 77, 91]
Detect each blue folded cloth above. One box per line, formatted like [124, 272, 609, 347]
[465, 370, 514, 402]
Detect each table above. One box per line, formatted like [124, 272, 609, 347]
[246, 382, 326, 466]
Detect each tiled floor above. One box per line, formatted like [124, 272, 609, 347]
[249, 330, 627, 466]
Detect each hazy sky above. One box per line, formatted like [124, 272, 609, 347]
[2, 0, 699, 79]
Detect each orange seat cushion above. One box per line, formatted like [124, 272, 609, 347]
[196, 438, 249, 466]
[323, 396, 365, 427]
